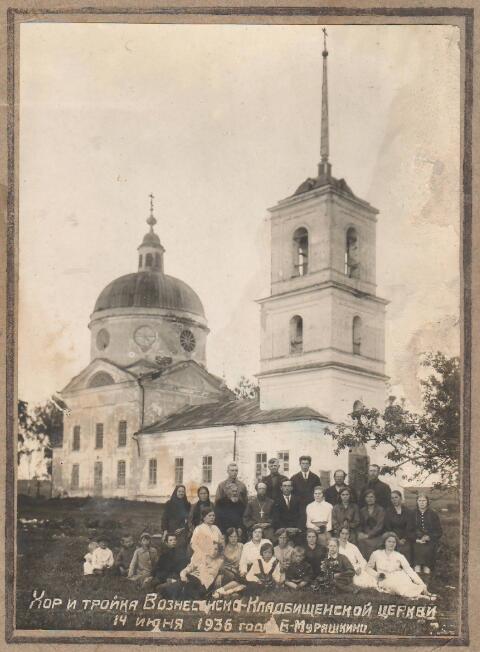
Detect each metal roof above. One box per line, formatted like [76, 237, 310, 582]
[139, 399, 331, 434]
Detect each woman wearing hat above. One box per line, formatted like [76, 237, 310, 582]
[367, 532, 435, 599]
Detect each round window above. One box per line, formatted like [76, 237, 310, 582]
[180, 329, 196, 352]
[96, 328, 110, 350]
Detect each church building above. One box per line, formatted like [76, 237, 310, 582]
[51, 34, 388, 501]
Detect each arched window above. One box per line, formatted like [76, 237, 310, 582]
[352, 316, 362, 355]
[145, 253, 153, 268]
[345, 227, 360, 278]
[289, 315, 303, 354]
[138, 254, 143, 268]
[88, 371, 115, 388]
[352, 399, 364, 413]
[292, 227, 309, 277]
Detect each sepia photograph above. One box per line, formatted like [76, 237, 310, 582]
[7, 9, 470, 646]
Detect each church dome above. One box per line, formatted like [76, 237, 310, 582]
[93, 271, 205, 317]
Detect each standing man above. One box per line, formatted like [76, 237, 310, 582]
[324, 470, 358, 506]
[262, 458, 288, 502]
[290, 455, 321, 515]
[215, 462, 248, 504]
[359, 464, 391, 509]
[214, 485, 246, 539]
[243, 481, 275, 541]
[272, 479, 303, 534]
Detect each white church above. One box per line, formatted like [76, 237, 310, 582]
[51, 36, 388, 501]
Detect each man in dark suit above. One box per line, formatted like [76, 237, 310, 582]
[290, 455, 321, 514]
[262, 458, 288, 502]
[359, 464, 392, 509]
[273, 479, 303, 532]
[324, 469, 358, 506]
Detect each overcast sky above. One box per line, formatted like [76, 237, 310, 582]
[19, 22, 461, 410]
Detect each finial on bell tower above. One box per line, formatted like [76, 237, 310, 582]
[147, 192, 157, 230]
[318, 27, 332, 179]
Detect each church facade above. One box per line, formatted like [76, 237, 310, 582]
[51, 37, 388, 501]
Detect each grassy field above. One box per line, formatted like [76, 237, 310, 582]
[15, 492, 461, 638]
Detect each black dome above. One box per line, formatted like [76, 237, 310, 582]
[93, 271, 205, 317]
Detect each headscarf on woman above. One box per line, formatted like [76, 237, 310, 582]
[161, 485, 191, 538]
[188, 486, 214, 533]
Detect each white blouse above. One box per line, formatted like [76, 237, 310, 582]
[190, 523, 224, 554]
[368, 549, 423, 584]
[338, 541, 367, 570]
[306, 500, 332, 532]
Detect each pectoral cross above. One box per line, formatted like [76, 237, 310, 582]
[259, 507, 265, 519]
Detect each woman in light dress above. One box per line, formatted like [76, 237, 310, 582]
[368, 532, 435, 600]
[213, 527, 246, 598]
[338, 526, 377, 590]
[190, 507, 224, 555]
[274, 529, 294, 572]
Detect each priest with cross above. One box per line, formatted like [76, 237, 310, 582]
[243, 481, 275, 541]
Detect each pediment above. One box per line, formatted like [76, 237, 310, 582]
[147, 361, 231, 397]
[61, 358, 136, 394]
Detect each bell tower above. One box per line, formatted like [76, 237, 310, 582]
[257, 30, 388, 423]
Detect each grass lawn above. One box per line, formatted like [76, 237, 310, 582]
[15, 494, 461, 638]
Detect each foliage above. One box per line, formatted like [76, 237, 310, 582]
[18, 399, 64, 478]
[232, 375, 260, 400]
[325, 352, 460, 487]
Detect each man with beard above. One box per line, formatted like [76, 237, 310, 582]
[214, 485, 246, 540]
[243, 481, 275, 541]
[215, 462, 248, 504]
[359, 464, 392, 509]
[262, 458, 288, 502]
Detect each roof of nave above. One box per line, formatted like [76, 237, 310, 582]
[139, 398, 331, 434]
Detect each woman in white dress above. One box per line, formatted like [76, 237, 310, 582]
[338, 527, 377, 590]
[368, 532, 435, 600]
[190, 507, 224, 555]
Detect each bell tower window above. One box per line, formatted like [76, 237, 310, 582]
[345, 227, 360, 278]
[290, 315, 303, 354]
[292, 227, 309, 277]
[145, 253, 153, 268]
[352, 316, 362, 355]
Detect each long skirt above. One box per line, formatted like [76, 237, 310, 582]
[397, 540, 413, 564]
[358, 536, 383, 559]
[378, 570, 426, 599]
[353, 568, 378, 590]
[413, 542, 437, 569]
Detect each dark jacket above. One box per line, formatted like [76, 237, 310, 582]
[154, 546, 189, 583]
[304, 544, 327, 576]
[324, 483, 358, 506]
[214, 497, 246, 534]
[414, 508, 443, 543]
[359, 505, 385, 539]
[273, 494, 303, 530]
[290, 471, 321, 508]
[285, 559, 313, 584]
[332, 502, 361, 535]
[261, 473, 288, 502]
[359, 479, 392, 509]
[384, 506, 416, 542]
[243, 496, 275, 531]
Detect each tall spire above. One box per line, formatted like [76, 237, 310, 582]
[318, 27, 332, 179]
[138, 192, 165, 272]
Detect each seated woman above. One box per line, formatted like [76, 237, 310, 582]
[245, 542, 284, 595]
[303, 529, 327, 576]
[213, 528, 246, 598]
[368, 532, 435, 600]
[274, 529, 294, 572]
[337, 526, 377, 590]
[239, 525, 271, 576]
[188, 486, 214, 537]
[384, 490, 415, 562]
[332, 488, 361, 542]
[161, 485, 191, 548]
[161, 541, 224, 600]
[305, 486, 333, 547]
[190, 507, 224, 555]
[358, 490, 385, 559]
[311, 538, 355, 594]
[413, 494, 443, 575]
[284, 546, 313, 590]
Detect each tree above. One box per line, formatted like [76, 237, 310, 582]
[17, 399, 64, 479]
[325, 352, 460, 487]
[232, 376, 260, 400]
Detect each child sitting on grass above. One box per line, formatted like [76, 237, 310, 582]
[83, 541, 98, 576]
[114, 535, 135, 576]
[244, 542, 284, 595]
[128, 532, 159, 586]
[90, 537, 114, 575]
[284, 546, 313, 590]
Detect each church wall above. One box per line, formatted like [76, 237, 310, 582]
[52, 383, 141, 498]
[259, 366, 386, 423]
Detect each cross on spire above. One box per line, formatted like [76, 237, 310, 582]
[319, 26, 331, 178]
[147, 192, 157, 230]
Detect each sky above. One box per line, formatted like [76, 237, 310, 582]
[18, 22, 461, 411]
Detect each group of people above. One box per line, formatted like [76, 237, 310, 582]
[83, 457, 442, 603]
